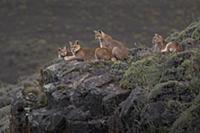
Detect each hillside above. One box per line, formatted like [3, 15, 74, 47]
[5, 20, 200, 133]
[0, 0, 200, 84]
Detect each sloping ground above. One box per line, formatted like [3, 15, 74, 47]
[0, 83, 13, 133]
[0, 0, 200, 84]
[8, 21, 200, 133]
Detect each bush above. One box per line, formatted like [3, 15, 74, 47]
[120, 54, 163, 89]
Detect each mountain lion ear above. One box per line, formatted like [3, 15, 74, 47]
[99, 30, 105, 37]
[75, 40, 79, 45]
[98, 30, 102, 34]
[58, 48, 62, 51]
[158, 34, 162, 38]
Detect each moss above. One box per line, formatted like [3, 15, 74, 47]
[111, 61, 128, 75]
[158, 50, 200, 96]
[191, 50, 200, 73]
[142, 124, 169, 133]
[194, 94, 200, 104]
[0, 105, 10, 133]
[170, 102, 200, 133]
[177, 59, 192, 81]
[180, 59, 192, 77]
[0, 105, 10, 120]
[120, 55, 163, 89]
[191, 23, 200, 40]
[0, 82, 11, 95]
[148, 81, 188, 101]
[166, 100, 181, 109]
[160, 51, 193, 82]
[157, 127, 169, 133]
[166, 31, 180, 42]
[188, 50, 200, 95]
[166, 20, 200, 42]
[38, 93, 48, 107]
[180, 38, 196, 50]
[22, 84, 48, 108]
[166, 100, 190, 113]
[166, 50, 200, 95]
[178, 21, 199, 41]
[23, 86, 37, 95]
[121, 47, 200, 93]
[57, 85, 66, 91]
[120, 63, 142, 89]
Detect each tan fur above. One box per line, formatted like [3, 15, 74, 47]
[69, 40, 96, 61]
[69, 40, 113, 61]
[152, 33, 166, 52]
[94, 30, 129, 60]
[95, 47, 113, 60]
[152, 33, 182, 53]
[161, 42, 183, 53]
[58, 46, 72, 58]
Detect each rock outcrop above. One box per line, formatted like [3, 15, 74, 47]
[0, 83, 15, 133]
[7, 20, 200, 133]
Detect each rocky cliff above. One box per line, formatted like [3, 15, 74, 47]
[3, 20, 200, 133]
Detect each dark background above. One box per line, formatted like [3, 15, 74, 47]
[0, 0, 200, 84]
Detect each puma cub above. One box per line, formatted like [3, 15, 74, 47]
[152, 33, 182, 53]
[68, 40, 112, 61]
[58, 46, 72, 58]
[94, 30, 129, 60]
[69, 40, 95, 61]
[95, 47, 113, 60]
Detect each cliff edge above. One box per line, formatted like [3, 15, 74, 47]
[7, 20, 200, 133]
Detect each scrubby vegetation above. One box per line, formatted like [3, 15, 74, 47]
[22, 83, 48, 108]
[118, 20, 200, 133]
[0, 5, 199, 131]
[166, 20, 200, 50]
[120, 53, 164, 89]
[0, 83, 11, 133]
[121, 19, 200, 91]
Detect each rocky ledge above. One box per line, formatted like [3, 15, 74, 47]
[8, 20, 200, 133]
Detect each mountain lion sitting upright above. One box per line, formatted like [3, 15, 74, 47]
[94, 30, 129, 60]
